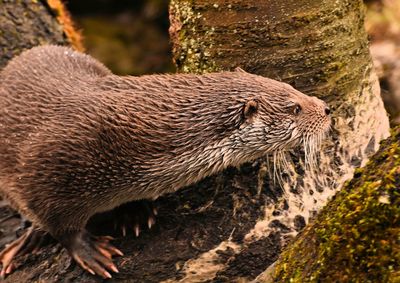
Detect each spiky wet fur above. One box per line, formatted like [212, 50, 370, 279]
[0, 45, 330, 236]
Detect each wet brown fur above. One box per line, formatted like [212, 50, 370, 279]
[0, 45, 330, 238]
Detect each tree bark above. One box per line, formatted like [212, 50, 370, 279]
[0, 0, 392, 282]
[256, 125, 399, 282]
[0, 0, 82, 69]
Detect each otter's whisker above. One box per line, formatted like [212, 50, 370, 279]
[273, 151, 279, 185]
[304, 133, 318, 174]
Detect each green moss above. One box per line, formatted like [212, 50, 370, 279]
[273, 126, 400, 282]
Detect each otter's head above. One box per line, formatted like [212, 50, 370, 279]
[233, 75, 331, 163]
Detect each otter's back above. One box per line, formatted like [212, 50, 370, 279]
[0, 45, 111, 89]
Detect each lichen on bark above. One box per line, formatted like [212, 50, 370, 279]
[169, 0, 221, 74]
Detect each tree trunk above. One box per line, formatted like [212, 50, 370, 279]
[0, 0, 392, 282]
[256, 125, 399, 282]
[0, 0, 82, 69]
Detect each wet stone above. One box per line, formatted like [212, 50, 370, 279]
[294, 215, 306, 232]
[350, 155, 362, 167]
[268, 220, 291, 233]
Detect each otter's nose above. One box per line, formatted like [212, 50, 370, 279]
[324, 107, 331, 115]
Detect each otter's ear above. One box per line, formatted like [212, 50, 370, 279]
[243, 100, 258, 120]
[235, 67, 246, 73]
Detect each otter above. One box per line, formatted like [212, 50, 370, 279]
[0, 45, 331, 278]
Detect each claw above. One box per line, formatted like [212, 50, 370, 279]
[109, 263, 119, 273]
[98, 235, 114, 242]
[134, 224, 140, 237]
[73, 252, 95, 275]
[104, 270, 112, 279]
[97, 246, 113, 259]
[5, 262, 14, 275]
[121, 225, 126, 237]
[109, 246, 124, 256]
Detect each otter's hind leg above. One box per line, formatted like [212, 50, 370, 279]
[0, 226, 49, 277]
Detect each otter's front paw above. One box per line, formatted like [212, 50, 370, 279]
[60, 231, 123, 279]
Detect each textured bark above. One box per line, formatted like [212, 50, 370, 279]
[168, 0, 390, 282]
[258, 126, 399, 282]
[0, 0, 82, 69]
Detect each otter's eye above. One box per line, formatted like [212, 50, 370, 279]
[293, 104, 302, 115]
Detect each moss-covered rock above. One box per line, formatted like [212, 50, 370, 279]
[272, 126, 400, 282]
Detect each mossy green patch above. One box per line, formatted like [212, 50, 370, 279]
[273, 126, 400, 282]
